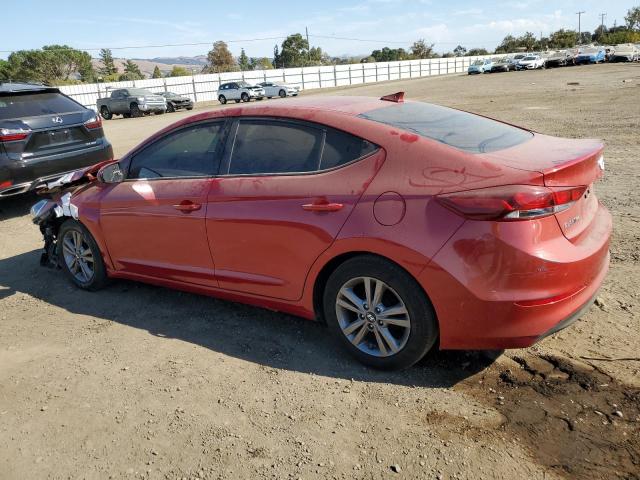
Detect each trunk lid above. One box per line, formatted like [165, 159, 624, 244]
[484, 133, 605, 240]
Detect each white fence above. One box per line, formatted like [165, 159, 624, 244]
[59, 56, 491, 110]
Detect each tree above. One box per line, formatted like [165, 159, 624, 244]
[410, 39, 435, 59]
[238, 48, 251, 71]
[204, 41, 236, 73]
[273, 45, 280, 68]
[453, 45, 467, 57]
[625, 5, 640, 30]
[370, 47, 409, 62]
[250, 57, 274, 70]
[167, 66, 190, 77]
[579, 31, 592, 44]
[467, 48, 489, 56]
[99, 48, 117, 76]
[0, 59, 12, 81]
[152, 65, 162, 78]
[278, 33, 309, 68]
[123, 59, 143, 78]
[0, 45, 94, 84]
[548, 29, 578, 48]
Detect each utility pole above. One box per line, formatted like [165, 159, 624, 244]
[305, 26, 311, 63]
[576, 11, 585, 41]
[599, 12, 607, 31]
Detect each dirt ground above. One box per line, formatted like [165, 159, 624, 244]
[1, 64, 639, 480]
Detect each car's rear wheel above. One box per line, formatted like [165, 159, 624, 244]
[186, 106, 193, 110]
[279, 89, 287, 98]
[100, 106, 112, 120]
[167, 103, 175, 113]
[130, 103, 142, 117]
[58, 220, 108, 291]
[241, 92, 250, 102]
[218, 95, 227, 105]
[323, 255, 438, 370]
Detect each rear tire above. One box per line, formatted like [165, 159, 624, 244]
[100, 106, 112, 120]
[323, 255, 438, 370]
[57, 220, 108, 291]
[218, 95, 227, 105]
[130, 103, 141, 118]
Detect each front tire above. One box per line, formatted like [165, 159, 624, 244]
[323, 255, 438, 370]
[279, 89, 287, 98]
[218, 95, 227, 105]
[167, 103, 175, 113]
[58, 220, 108, 291]
[241, 92, 250, 102]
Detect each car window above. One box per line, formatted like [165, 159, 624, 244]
[321, 128, 378, 170]
[359, 102, 533, 154]
[229, 120, 323, 175]
[0, 92, 84, 119]
[128, 122, 224, 179]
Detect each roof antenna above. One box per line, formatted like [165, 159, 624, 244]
[380, 92, 405, 103]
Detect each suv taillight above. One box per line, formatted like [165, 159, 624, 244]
[435, 185, 587, 221]
[0, 127, 31, 142]
[84, 115, 102, 130]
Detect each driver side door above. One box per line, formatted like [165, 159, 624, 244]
[99, 120, 228, 287]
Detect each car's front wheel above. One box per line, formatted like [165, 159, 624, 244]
[58, 220, 108, 291]
[279, 89, 287, 98]
[167, 103, 175, 113]
[130, 103, 142, 117]
[323, 255, 438, 370]
[218, 95, 227, 105]
[241, 92, 250, 102]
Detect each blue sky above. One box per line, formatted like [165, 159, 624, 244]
[1, 0, 636, 59]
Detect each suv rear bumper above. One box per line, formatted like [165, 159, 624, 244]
[0, 143, 113, 197]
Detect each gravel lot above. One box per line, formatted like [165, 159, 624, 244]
[1, 64, 639, 480]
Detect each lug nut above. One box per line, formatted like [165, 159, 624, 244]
[363, 304, 369, 310]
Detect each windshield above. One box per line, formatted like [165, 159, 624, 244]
[522, 56, 536, 60]
[128, 88, 154, 96]
[237, 81, 251, 88]
[472, 60, 484, 66]
[359, 102, 533, 154]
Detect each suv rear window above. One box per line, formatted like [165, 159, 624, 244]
[0, 92, 84, 120]
[359, 102, 532, 154]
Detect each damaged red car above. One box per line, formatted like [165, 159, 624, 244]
[31, 93, 611, 369]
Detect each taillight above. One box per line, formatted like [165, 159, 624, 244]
[84, 115, 102, 130]
[435, 185, 587, 221]
[0, 180, 13, 189]
[0, 127, 31, 142]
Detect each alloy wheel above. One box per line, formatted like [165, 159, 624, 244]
[61, 230, 95, 284]
[335, 276, 411, 358]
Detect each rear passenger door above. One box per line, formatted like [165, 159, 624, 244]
[227, 83, 240, 101]
[205, 118, 384, 300]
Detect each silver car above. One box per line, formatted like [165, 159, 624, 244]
[217, 82, 265, 104]
[258, 81, 300, 98]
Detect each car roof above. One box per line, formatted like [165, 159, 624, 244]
[0, 82, 60, 95]
[228, 96, 393, 116]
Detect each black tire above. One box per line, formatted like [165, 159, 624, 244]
[156, 109, 165, 115]
[186, 106, 193, 110]
[241, 92, 250, 102]
[57, 219, 108, 291]
[218, 95, 227, 105]
[100, 106, 112, 120]
[323, 255, 438, 370]
[123, 112, 131, 119]
[234, 100, 241, 103]
[279, 89, 287, 98]
[267, 96, 273, 99]
[167, 103, 175, 113]
[130, 103, 141, 117]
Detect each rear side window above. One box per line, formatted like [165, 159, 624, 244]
[321, 129, 377, 170]
[359, 102, 532, 154]
[0, 92, 84, 120]
[229, 120, 323, 175]
[128, 122, 224, 179]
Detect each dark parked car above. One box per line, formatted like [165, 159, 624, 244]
[97, 88, 166, 119]
[159, 92, 194, 112]
[0, 82, 113, 197]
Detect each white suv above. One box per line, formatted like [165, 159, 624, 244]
[217, 82, 265, 104]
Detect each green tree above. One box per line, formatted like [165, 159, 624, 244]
[410, 39, 436, 59]
[123, 59, 143, 78]
[370, 47, 409, 62]
[579, 31, 592, 44]
[204, 41, 236, 73]
[273, 45, 280, 68]
[453, 45, 467, 56]
[99, 48, 117, 76]
[152, 65, 162, 78]
[238, 48, 251, 70]
[467, 48, 490, 56]
[278, 33, 309, 67]
[0, 45, 94, 84]
[547, 29, 578, 48]
[167, 66, 190, 77]
[0, 59, 12, 81]
[625, 5, 640, 30]
[250, 57, 274, 70]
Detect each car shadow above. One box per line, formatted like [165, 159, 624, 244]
[0, 192, 39, 221]
[0, 249, 500, 388]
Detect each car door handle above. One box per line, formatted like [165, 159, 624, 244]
[302, 202, 344, 212]
[173, 200, 202, 212]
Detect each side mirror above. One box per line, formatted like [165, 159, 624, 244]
[98, 162, 124, 184]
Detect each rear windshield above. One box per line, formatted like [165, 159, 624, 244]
[0, 92, 83, 120]
[359, 102, 533, 154]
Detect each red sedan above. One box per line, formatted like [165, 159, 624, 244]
[32, 93, 611, 369]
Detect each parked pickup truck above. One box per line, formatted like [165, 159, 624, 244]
[97, 88, 166, 120]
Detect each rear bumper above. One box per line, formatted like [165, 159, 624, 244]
[420, 203, 612, 350]
[0, 143, 113, 197]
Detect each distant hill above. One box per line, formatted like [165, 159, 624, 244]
[92, 56, 207, 78]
